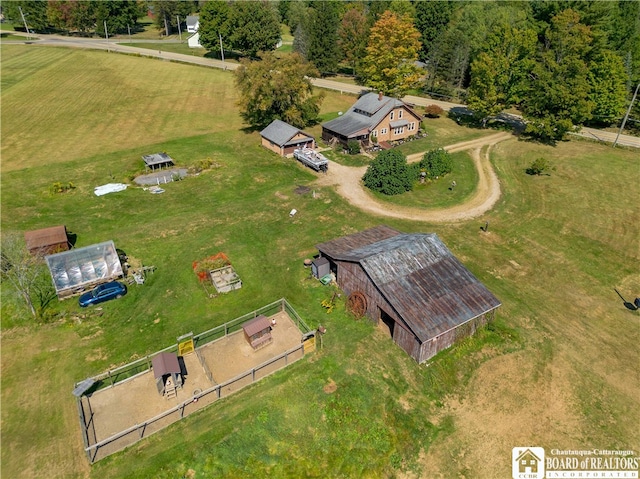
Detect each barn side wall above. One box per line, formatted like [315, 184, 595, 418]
[336, 261, 392, 322]
[418, 309, 497, 363]
[335, 260, 420, 361]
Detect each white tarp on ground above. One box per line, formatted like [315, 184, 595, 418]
[46, 241, 123, 297]
[94, 183, 127, 196]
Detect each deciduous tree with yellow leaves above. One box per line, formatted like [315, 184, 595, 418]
[361, 11, 422, 98]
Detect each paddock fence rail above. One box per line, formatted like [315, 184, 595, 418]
[74, 298, 313, 463]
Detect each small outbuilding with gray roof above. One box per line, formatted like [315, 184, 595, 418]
[322, 92, 422, 148]
[260, 119, 316, 157]
[315, 225, 501, 363]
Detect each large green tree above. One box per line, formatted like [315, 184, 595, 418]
[3, 0, 49, 32]
[305, 1, 341, 75]
[522, 9, 595, 141]
[414, 0, 455, 60]
[235, 52, 324, 129]
[587, 50, 629, 125]
[467, 24, 537, 125]
[337, 4, 369, 76]
[361, 11, 422, 98]
[199, 1, 280, 58]
[151, 0, 195, 36]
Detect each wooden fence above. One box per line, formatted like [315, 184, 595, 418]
[75, 298, 312, 463]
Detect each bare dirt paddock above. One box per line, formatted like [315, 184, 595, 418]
[82, 311, 307, 461]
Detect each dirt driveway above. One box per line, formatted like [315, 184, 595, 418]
[314, 131, 513, 222]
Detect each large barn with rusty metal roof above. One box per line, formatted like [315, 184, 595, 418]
[315, 225, 501, 363]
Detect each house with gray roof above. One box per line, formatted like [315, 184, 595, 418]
[322, 92, 422, 148]
[315, 225, 501, 363]
[260, 119, 316, 157]
[186, 15, 199, 33]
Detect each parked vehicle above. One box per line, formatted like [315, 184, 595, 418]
[78, 281, 127, 307]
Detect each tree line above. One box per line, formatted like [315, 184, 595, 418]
[5, 0, 639, 141]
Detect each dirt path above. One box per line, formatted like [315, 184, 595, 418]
[313, 131, 513, 223]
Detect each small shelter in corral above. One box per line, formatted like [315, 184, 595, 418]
[242, 315, 273, 350]
[24, 225, 70, 256]
[152, 352, 183, 399]
[315, 225, 501, 363]
[46, 240, 124, 298]
[260, 119, 316, 157]
[142, 152, 175, 171]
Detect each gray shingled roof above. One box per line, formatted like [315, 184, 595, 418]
[260, 119, 313, 147]
[317, 227, 501, 342]
[322, 93, 407, 138]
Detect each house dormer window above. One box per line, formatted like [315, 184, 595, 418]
[390, 111, 394, 121]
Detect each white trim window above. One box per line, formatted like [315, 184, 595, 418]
[390, 111, 394, 120]
[393, 127, 404, 135]
[408, 122, 415, 131]
[380, 128, 388, 135]
[372, 130, 378, 138]
[398, 110, 403, 119]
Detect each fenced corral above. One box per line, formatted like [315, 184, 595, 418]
[75, 298, 314, 463]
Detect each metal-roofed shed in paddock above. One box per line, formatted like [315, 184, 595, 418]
[242, 315, 273, 350]
[315, 226, 501, 363]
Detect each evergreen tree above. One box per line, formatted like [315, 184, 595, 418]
[414, 0, 455, 60]
[306, 1, 341, 75]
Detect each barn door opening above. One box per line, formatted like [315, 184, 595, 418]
[379, 308, 395, 338]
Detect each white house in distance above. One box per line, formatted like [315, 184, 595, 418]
[186, 15, 202, 49]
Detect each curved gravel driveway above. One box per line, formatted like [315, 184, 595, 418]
[313, 131, 513, 223]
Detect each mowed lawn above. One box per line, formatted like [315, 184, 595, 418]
[1, 45, 639, 479]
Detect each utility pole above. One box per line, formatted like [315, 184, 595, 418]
[104, 20, 109, 43]
[177, 15, 182, 42]
[613, 82, 640, 148]
[18, 6, 30, 41]
[127, 24, 131, 43]
[219, 33, 225, 65]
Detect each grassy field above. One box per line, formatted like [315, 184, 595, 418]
[1, 45, 639, 479]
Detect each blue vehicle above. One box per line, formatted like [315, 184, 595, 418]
[79, 281, 127, 307]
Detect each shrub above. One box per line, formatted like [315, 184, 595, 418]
[424, 104, 444, 118]
[417, 148, 453, 179]
[526, 157, 554, 175]
[363, 149, 414, 195]
[346, 140, 361, 155]
[50, 181, 76, 194]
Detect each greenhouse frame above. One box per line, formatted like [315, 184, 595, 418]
[46, 241, 124, 298]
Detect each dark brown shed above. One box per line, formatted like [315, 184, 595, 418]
[242, 315, 273, 350]
[151, 352, 183, 396]
[24, 225, 69, 256]
[316, 226, 501, 363]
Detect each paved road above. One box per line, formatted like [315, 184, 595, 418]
[10, 33, 640, 148]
